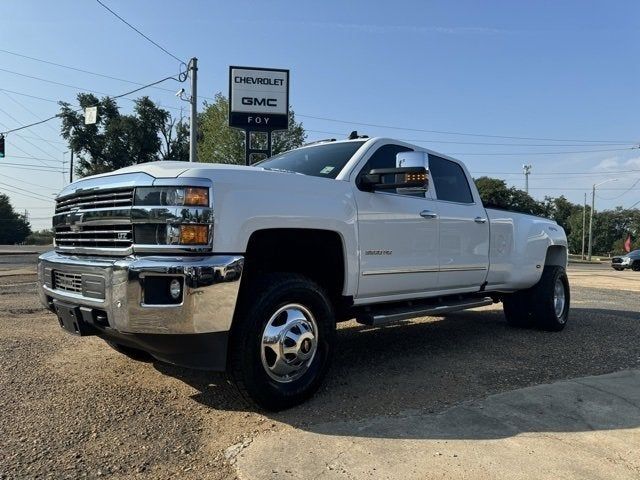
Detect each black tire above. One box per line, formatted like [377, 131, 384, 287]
[612, 267, 624, 271]
[227, 273, 335, 411]
[502, 290, 533, 328]
[106, 341, 153, 362]
[632, 262, 640, 272]
[529, 266, 570, 331]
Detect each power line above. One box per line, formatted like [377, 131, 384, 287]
[0, 88, 75, 105]
[1, 90, 63, 140]
[595, 177, 640, 200]
[474, 169, 640, 177]
[306, 129, 637, 148]
[0, 68, 183, 112]
[449, 147, 636, 156]
[0, 121, 55, 167]
[2, 154, 62, 164]
[301, 114, 638, 144]
[2, 79, 634, 148]
[1, 93, 64, 154]
[0, 74, 181, 135]
[0, 182, 54, 199]
[527, 187, 638, 191]
[0, 48, 177, 94]
[95, 0, 184, 64]
[12, 133, 66, 146]
[0, 162, 66, 172]
[0, 184, 55, 202]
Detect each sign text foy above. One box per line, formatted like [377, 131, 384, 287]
[228, 66, 289, 131]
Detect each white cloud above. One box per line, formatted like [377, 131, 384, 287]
[593, 156, 640, 172]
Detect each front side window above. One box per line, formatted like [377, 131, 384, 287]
[255, 141, 366, 179]
[429, 155, 474, 204]
[357, 144, 415, 194]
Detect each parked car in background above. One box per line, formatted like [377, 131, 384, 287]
[611, 249, 640, 271]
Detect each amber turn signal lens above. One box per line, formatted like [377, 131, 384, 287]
[184, 187, 209, 206]
[179, 225, 208, 244]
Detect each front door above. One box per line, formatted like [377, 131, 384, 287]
[353, 143, 440, 301]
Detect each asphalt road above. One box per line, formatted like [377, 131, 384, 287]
[1, 251, 638, 479]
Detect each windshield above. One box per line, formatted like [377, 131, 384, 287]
[256, 141, 366, 179]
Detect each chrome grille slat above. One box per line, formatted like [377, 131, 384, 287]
[55, 188, 134, 214]
[56, 238, 132, 243]
[55, 230, 131, 236]
[55, 224, 133, 249]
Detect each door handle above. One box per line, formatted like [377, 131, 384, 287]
[474, 217, 487, 224]
[420, 210, 438, 219]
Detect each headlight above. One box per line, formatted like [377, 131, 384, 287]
[136, 224, 209, 246]
[134, 187, 209, 207]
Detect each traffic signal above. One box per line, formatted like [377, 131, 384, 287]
[0, 135, 5, 158]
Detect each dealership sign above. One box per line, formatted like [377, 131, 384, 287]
[228, 66, 289, 131]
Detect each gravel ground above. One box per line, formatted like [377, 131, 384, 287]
[1, 258, 639, 479]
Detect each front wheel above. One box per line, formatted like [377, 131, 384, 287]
[632, 262, 640, 272]
[227, 273, 335, 411]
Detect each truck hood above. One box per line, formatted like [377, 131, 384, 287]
[75, 161, 277, 181]
[59, 161, 327, 199]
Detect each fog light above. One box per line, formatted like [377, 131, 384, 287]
[179, 225, 208, 244]
[169, 278, 182, 300]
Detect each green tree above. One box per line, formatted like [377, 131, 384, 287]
[160, 115, 190, 161]
[0, 193, 31, 244]
[24, 229, 54, 245]
[197, 93, 306, 164]
[59, 94, 188, 177]
[474, 177, 544, 216]
[541, 195, 582, 237]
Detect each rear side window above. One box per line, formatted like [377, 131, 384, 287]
[429, 155, 474, 204]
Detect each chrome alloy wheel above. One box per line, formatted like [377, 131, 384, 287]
[260, 304, 319, 383]
[553, 278, 566, 319]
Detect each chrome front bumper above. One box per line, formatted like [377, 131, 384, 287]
[37, 250, 244, 335]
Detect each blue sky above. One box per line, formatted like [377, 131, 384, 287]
[1, 0, 639, 230]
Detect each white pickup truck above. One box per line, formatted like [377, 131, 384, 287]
[37, 137, 570, 410]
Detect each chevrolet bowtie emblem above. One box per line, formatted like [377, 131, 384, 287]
[68, 209, 83, 232]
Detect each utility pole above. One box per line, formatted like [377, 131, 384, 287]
[62, 151, 67, 186]
[522, 164, 532, 194]
[588, 178, 619, 261]
[581, 192, 586, 260]
[588, 185, 595, 261]
[69, 149, 74, 184]
[188, 57, 198, 163]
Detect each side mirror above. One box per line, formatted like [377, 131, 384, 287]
[361, 150, 429, 192]
[361, 166, 428, 191]
[396, 151, 428, 169]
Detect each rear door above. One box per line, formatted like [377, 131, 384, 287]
[429, 154, 490, 290]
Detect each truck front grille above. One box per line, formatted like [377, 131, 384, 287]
[612, 258, 623, 264]
[52, 270, 106, 299]
[53, 271, 82, 294]
[55, 188, 134, 214]
[55, 224, 133, 249]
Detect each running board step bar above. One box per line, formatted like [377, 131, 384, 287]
[356, 297, 494, 326]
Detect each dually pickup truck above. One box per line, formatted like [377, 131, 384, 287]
[38, 137, 570, 410]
